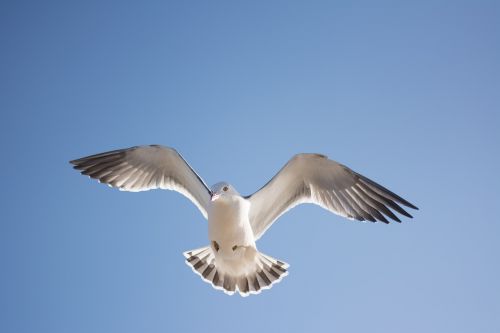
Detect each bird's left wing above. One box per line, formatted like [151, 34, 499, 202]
[246, 154, 418, 240]
[70, 145, 211, 219]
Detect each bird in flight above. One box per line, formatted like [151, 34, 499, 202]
[70, 145, 418, 296]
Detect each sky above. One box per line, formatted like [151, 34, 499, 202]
[1, 1, 499, 332]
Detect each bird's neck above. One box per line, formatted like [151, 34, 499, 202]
[208, 196, 249, 222]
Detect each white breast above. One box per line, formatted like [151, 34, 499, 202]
[208, 196, 255, 255]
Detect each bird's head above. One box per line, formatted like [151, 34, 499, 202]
[210, 182, 239, 202]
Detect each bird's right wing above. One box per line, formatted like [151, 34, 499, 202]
[246, 154, 418, 240]
[70, 145, 212, 219]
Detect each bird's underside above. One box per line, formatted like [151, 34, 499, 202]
[70, 145, 418, 296]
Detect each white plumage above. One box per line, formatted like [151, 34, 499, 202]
[70, 145, 418, 296]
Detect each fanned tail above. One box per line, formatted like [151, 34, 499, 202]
[183, 246, 289, 297]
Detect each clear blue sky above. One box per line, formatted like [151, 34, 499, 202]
[1, 1, 499, 332]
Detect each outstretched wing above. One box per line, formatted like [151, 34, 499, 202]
[246, 154, 418, 240]
[70, 145, 211, 219]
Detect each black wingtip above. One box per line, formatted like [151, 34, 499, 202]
[392, 215, 402, 223]
[69, 157, 88, 166]
[357, 174, 419, 211]
[399, 210, 413, 219]
[403, 201, 419, 210]
[377, 215, 390, 224]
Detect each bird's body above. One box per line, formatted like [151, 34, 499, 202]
[70, 145, 418, 296]
[208, 189, 257, 276]
[208, 187, 254, 256]
[185, 182, 288, 294]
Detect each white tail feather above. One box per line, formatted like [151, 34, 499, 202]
[183, 246, 289, 296]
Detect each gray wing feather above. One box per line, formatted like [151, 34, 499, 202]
[246, 153, 418, 240]
[70, 145, 211, 219]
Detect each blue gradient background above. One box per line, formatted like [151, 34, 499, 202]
[1, 1, 499, 332]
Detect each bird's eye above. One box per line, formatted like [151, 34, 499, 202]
[223, 186, 229, 192]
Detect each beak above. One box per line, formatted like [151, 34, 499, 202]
[211, 192, 220, 202]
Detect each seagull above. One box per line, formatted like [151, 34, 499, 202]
[70, 145, 418, 296]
